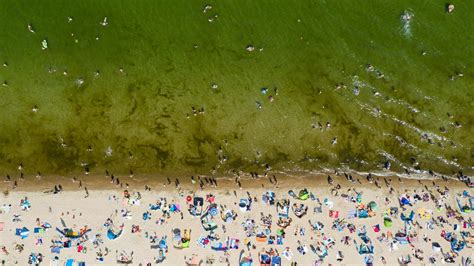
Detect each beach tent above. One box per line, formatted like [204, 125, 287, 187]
[399, 196, 411, 207]
[456, 197, 472, 213]
[239, 250, 253, 266]
[395, 232, 410, 244]
[298, 189, 310, 200]
[372, 224, 380, 233]
[451, 239, 466, 253]
[432, 242, 441, 252]
[15, 227, 29, 239]
[271, 256, 281, 266]
[107, 227, 123, 240]
[383, 217, 393, 228]
[239, 199, 250, 212]
[288, 190, 297, 198]
[259, 253, 271, 266]
[358, 209, 369, 218]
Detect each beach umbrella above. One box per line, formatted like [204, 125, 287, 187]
[368, 201, 377, 211]
[432, 242, 441, 252]
[372, 224, 380, 233]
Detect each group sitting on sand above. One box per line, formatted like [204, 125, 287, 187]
[0, 171, 472, 265]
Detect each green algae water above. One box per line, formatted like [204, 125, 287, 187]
[0, 0, 472, 177]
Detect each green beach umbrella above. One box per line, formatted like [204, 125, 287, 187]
[368, 201, 378, 211]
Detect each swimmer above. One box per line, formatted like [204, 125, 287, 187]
[203, 4, 212, 13]
[100, 17, 108, 26]
[446, 4, 454, 13]
[28, 23, 35, 33]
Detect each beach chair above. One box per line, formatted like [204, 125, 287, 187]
[313, 206, 322, 214]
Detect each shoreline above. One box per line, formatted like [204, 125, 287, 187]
[1, 168, 470, 193]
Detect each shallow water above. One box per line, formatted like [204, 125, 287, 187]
[0, 0, 472, 177]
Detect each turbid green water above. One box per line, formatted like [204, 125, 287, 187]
[0, 0, 472, 177]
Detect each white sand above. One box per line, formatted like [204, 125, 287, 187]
[0, 177, 472, 265]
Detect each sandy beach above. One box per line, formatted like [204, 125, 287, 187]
[1, 173, 472, 265]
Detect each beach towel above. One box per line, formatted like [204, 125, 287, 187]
[347, 209, 357, 219]
[277, 236, 283, 245]
[51, 246, 61, 254]
[271, 256, 282, 266]
[34, 227, 44, 233]
[0, 222, 4, 232]
[329, 210, 339, 219]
